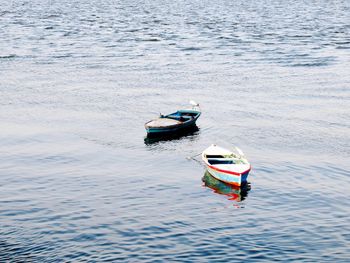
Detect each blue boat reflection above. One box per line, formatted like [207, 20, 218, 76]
[144, 125, 199, 145]
[202, 171, 251, 202]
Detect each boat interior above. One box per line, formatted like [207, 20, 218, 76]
[165, 111, 198, 122]
[205, 155, 246, 165]
[208, 159, 236, 165]
[206, 155, 226, 158]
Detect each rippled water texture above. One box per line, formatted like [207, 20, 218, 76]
[1, 0, 350, 261]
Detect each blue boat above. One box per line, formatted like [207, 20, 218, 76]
[145, 101, 201, 136]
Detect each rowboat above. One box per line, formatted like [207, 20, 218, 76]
[145, 101, 201, 136]
[202, 144, 251, 186]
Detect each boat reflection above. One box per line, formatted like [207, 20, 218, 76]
[144, 125, 199, 145]
[202, 171, 251, 202]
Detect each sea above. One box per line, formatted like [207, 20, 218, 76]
[1, 0, 349, 261]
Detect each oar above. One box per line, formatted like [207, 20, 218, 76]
[235, 147, 245, 158]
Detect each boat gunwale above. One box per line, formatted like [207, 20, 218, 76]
[145, 110, 201, 130]
[202, 148, 251, 176]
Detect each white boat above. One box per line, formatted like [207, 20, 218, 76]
[202, 144, 251, 186]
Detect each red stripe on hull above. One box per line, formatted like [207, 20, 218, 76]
[208, 165, 251, 176]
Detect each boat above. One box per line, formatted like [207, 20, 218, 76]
[202, 171, 250, 202]
[145, 101, 201, 136]
[202, 144, 251, 186]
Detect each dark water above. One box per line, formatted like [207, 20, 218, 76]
[1, 0, 350, 261]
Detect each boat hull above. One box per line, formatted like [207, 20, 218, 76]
[206, 166, 250, 187]
[146, 119, 197, 135]
[145, 125, 199, 143]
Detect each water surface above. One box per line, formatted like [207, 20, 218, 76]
[1, 0, 350, 261]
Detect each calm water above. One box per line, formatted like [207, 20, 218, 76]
[1, 0, 350, 261]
